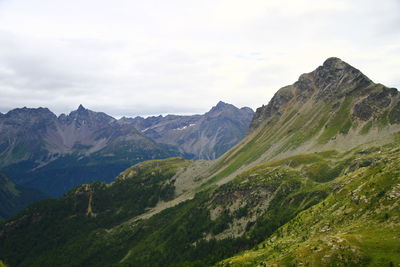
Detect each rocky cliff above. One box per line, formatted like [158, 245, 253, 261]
[123, 101, 254, 160]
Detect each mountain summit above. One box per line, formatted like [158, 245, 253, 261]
[212, 57, 399, 186]
[0, 58, 399, 266]
[251, 57, 377, 129]
[125, 102, 254, 159]
[0, 106, 174, 197]
[0, 102, 253, 196]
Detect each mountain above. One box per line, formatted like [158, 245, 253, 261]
[0, 172, 46, 219]
[217, 140, 400, 266]
[0, 58, 399, 266]
[208, 57, 400, 185]
[0, 105, 177, 197]
[0, 102, 253, 197]
[121, 101, 254, 160]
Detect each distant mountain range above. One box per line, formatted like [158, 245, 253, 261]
[1, 58, 399, 266]
[0, 102, 253, 198]
[123, 101, 254, 160]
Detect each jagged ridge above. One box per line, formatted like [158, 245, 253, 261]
[209, 57, 399, 186]
[0, 105, 176, 196]
[0, 58, 399, 266]
[122, 101, 254, 160]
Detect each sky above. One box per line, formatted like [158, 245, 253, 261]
[0, 0, 399, 118]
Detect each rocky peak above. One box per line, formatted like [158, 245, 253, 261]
[214, 101, 232, 109]
[62, 105, 116, 128]
[76, 104, 88, 114]
[207, 101, 238, 116]
[250, 85, 294, 130]
[250, 57, 378, 130]
[70, 104, 90, 118]
[4, 107, 54, 118]
[311, 57, 372, 101]
[240, 107, 254, 114]
[2, 107, 57, 129]
[216, 100, 229, 107]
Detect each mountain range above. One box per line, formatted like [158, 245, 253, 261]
[0, 102, 253, 198]
[0, 57, 399, 266]
[124, 101, 254, 160]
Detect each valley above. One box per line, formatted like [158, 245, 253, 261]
[0, 102, 252, 198]
[0, 58, 399, 266]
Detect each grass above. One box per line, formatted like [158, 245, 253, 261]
[360, 120, 373, 135]
[318, 96, 354, 144]
[217, 141, 400, 266]
[206, 96, 360, 189]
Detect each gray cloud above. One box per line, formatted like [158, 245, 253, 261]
[0, 0, 399, 117]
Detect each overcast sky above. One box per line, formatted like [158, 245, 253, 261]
[0, 0, 399, 118]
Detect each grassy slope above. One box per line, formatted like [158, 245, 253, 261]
[217, 138, 400, 266]
[1, 136, 399, 266]
[0, 147, 349, 266]
[77, 150, 345, 266]
[2, 60, 400, 267]
[206, 77, 399, 190]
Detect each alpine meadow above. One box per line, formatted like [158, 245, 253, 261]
[0, 1, 399, 266]
[1, 58, 399, 266]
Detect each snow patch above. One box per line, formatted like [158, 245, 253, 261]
[175, 124, 196, 131]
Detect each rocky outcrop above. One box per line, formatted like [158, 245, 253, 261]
[217, 58, 399, 191]
[353, 87, 398, 121]
[0, 103, 253, 195]
[250, 57, 399, 130]
[0, 105, 176, 196]
[125, 101, 254, 160]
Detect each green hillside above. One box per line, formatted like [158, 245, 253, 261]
[3, 138, 399, 266]
[208, 58, 399, 186]
[0, 58, 399, 267]
[0, 172, 46, 219]
[218, 135, 400, 266]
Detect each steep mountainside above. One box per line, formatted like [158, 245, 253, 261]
[121, 101, 254, 160]
[1, 139, 399, 266]
[218, 138, 400, 266]
[0, 102, 253, 196]
[0, 172, 45, 219]
[0, 105, 176, 196]
[0, 58, 399, 266]
[208, 57, 400, 186]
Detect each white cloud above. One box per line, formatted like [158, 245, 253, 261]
[0, 0, 398, 117]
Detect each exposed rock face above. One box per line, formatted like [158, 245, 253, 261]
[0, 58, 400, 267]
[216, 58, 399, 190]
[124, 101, 254, 160]
[0, 105, 169, 165]
[250, 57, 399, 130]
[313, 57, 373, 101]
[0, 102, 253, 195]
[251, 86, 294, 129]
[389, 102, 400, 123]
[353, 87, 398, 121]
[0, 105, 176, 196]
[0, 107, 58, 164]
